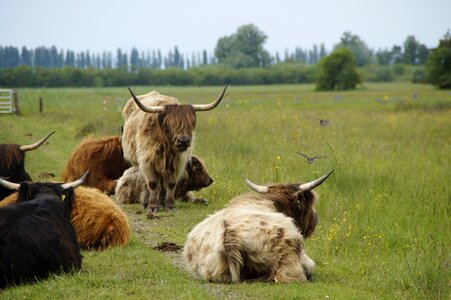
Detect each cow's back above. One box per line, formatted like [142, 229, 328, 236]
[0, 199, 81, 288]
[61, 136, 129, 193]
[183, 196, 304, 282]
[72, 186, 130, 249]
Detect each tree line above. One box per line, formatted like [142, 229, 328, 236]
[0, 24, 447, 88]
[0, 25, 431, 70]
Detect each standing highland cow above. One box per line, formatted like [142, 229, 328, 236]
[122, 86, 227, 212]
[183, 170, 333, 283]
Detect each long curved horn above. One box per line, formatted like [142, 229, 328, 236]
[0, 178, 20, 190]
[61, 171, 89, 189]
[20, 131, 56, 152]
[192, 85, 228, 111]
[299, 169, 334, 192]
[128, 87, 164, 113]
[242, 174, 268, 194]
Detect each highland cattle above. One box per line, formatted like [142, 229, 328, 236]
[183, 170, 334, 283]
[122, 86, 226, 212]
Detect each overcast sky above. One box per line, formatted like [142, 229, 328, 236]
[1, 0, 450, 55]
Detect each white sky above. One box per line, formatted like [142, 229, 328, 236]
[0, 0, 450, 55]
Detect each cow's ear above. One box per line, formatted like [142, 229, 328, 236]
[191, 157, 203, 171]
[17, 183, 31, 202]
[61, 187, 75, 213]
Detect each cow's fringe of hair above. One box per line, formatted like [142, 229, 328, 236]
[266, 185, 319, 238]
[160, 105, 196, 137]
[0, 144, 24, 170]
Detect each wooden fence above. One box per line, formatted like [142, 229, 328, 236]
[0, 89, 13, 113]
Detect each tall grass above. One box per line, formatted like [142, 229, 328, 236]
[0, 83, 450, 299]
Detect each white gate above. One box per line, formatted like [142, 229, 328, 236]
[0, 90, 13, 113]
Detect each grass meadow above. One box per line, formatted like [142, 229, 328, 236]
[0, 83, 450, 299]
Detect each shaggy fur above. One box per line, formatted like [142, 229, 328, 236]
[0, 144, 31, 200]
[115, 155, 213, 205]
[122, 91, 196, 210]
[1, 133, 54, 200]
[0, 183, 81, 288]
[0, 186, 130, 250]
[71, 186, 130, 249]
[61, 136, 131, 194]
[183, 184, 321, 283]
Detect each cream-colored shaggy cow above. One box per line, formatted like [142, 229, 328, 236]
[183, 170, 333, 283]
[121, 86, 226, 212]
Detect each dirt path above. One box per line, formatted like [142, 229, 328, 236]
[118, 202, 244, 299]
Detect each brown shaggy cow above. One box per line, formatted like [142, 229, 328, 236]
[115, 155, 213, 206]
[61, 136, 131, 194]
[183, 170, 334, 283]
[122, 86, 227, 212]
[0, 132, 55, 200]
[0, 176, 130, 251]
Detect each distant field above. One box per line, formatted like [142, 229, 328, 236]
[0, 83, 450, 299]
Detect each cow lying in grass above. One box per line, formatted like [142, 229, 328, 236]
[183, 170, 333, 283]
[0, 174, 130, 250]
[0, 175, 83, 288]
[0, 131, 55, 200]
[115, 155, 213, 207]
[61, 136, 131, 195]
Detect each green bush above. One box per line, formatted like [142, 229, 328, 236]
[426, 32, 451, 89]
[359, 64, 394, 82]
[316, 48, 361, 90]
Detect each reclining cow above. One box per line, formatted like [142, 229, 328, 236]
[0, 173, 130, 250]
[116, 155, 213, 207]
[0, 175, 83, 288]
[183, 170, 333, 283]
[0, 131, 55, 200]
[61, 136, 131, 195]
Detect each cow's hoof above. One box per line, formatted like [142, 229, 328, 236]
[192, 198, 208, 205]
[165, 206, 176, 211]
[146, 209, 160, 219]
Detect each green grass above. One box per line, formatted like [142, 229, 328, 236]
[0, 82, 450, 299]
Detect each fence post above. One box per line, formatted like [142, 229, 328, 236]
[39, 97, 43, 113]
[12, 90, 21, 116]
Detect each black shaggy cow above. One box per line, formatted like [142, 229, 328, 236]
[0, 131, 55, 200]
[0, 173, 86, 289]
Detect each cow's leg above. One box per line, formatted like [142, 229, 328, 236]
[181, 191, 208, 205]
[163, 181, 176, 210]
[139, 165, 161, 212]
[300, 252, 315, 280]
[146, 181, 161, 212]
[272, 242, 312, 282]
[180, 191, 195, 202]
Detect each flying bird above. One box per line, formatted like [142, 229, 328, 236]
[296, 152, 327, 164]
[304, 116, 332, 127]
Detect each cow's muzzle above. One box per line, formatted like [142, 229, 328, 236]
[206, 177, 214, 186]
[175, 136, 191, 151]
